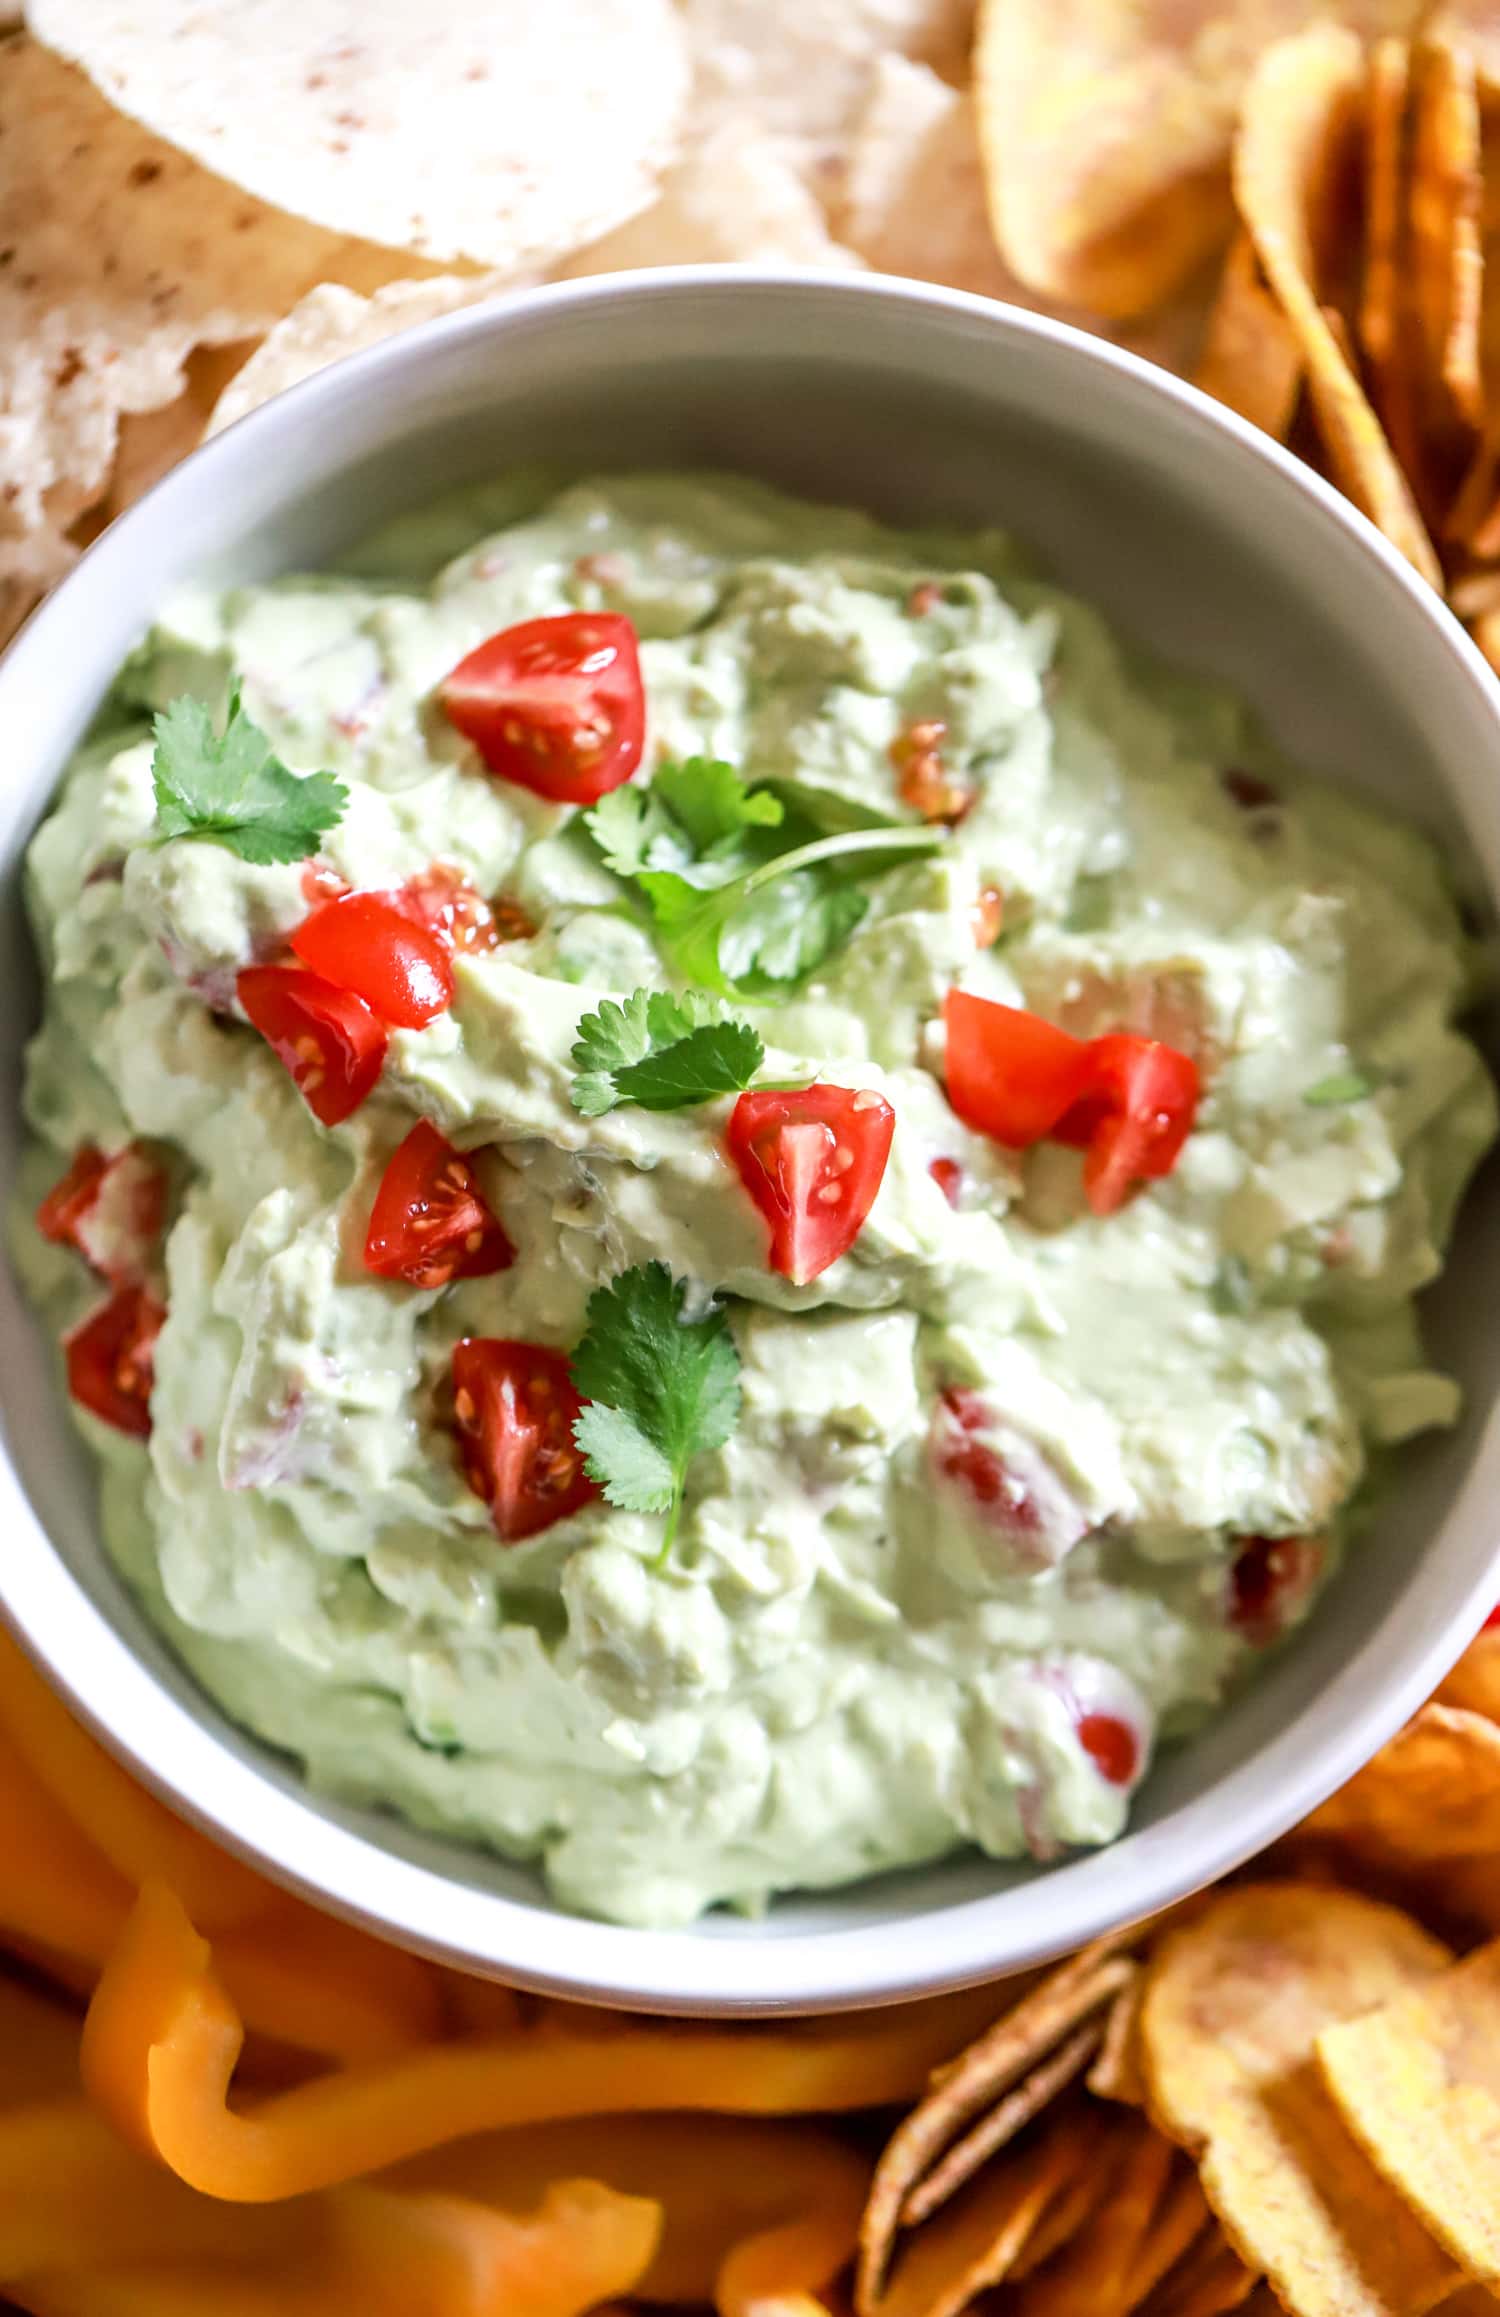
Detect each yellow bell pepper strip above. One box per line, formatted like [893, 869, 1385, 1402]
[9, 2180, 659, 2317]
[0, 1975, 84, 2108]
[83, 1885, 1005, 2203]
[393, 2112, 870, 2307]
[0, 1723, 443, 2062]
[0, 1634, 272, 1932]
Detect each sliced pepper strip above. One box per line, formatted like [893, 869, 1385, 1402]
[0, 1635, 272, 1932]
[82, 1886, 1005, 2203]
[0, 1729, 440, 2062]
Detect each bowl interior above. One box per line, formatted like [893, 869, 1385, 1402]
[1, 273, 1498, 2011]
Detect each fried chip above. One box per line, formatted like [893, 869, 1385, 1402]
[1195, 232, 1304, 439]
[866, 2108, 1087, 2317]
[972, 0, 1426, 322]
[1140, 2226, 1257, 2317]
[1437, 1625, 1500, 1721]
[1318, 1937, 1500, 2288]
[207, 277, 517, 435]
[1360, 39, 1411, 387]
[679, 0, 972, 161]
[1410, 36, 1486, 431]
[0, 33, 447, 594]
[1006, 2128, 1191, 2317]
[1301, 1704, 1500, 1882]
[1090, 1970, 1150, 2107]
[27, 0, 688, 274]
[841, 57, 1046, 302]
[1235, 25, 1443, 589]
[1005, 2108, 1138, 2280]
[856, 1938, 1135, 2307]
[559, 123, 860, 278]
[1141, 1882, 1458, 2317]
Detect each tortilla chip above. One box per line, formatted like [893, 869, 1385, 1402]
[1410, 36, 1486, 431]
[27, 0, 688, 274]
[560, 124, 860, 277]
[867, 2108, 1088, 2317]
[680, 0, 972, 160]
[1195, 233, 1304, 438]
[972, 0, 1426, 321]
[1007, 2130, 1192, 2317]
[1090, 1971, 1150, 2107]
[1361, 39, 1412, 382]
[1141, 1882, 1459, 2317]
[1301, 1704, 1500, 1882]
[1236, 25, 1444, 588]
[1436, 1625, 1500, 1719]
[856, 1939, 1134, 2306]
[1473, 609, 1500, 673]
[1318, 1937, 1500, 2287]
[207, 276, 519, 435]
[841, 57, 1052, 303]
[0, 34, 448, 591]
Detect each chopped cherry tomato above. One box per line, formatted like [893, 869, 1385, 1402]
[1054, 1034, 1201, 1216]
[1077, 1712, 1140, 1785]
[970, 886, 1004, 947]
[300, 862, 350, 906]
[364, 1122, 515, 1289]
[1227, 1534, 1324, 1646]
[1485, 1603, 1500, 1632]
[37, 1144, 165, 1286]
[439, 612, 645, 804]
[934, 1388, 1043, 1534]
[291, 890, 454, 1029]
[727, 1085, 895, 1286]
[451, 1338, 599, 1544]
[943, 991, 1094, 1147]
[929, 1155, 964, 1207]
[64, 1286, 163, 1439]
[237, 965, 388, 1127]
[398, 864, 503, 957]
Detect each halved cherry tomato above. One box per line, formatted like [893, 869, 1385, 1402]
[237, 965, 388, 1127]
[1054, 1033, 1201, 1216]
[1485, 1603, 1500, 1632]
[365, 1122, 515, 1289]
[1227, 1533, 1324, 1646]
[399, 864, 503, 957]
[439, 612, 645, 804]
[451, 1338, 599, 1544]
[727, 1085, 895, 1286]
[64, 1286, 164, 1439]
[37, 1143, 165, 1287]
[291, 891, 454, 1030]
[943, 991, 1093, 1147]
[1076, 1712, 1140, 1785]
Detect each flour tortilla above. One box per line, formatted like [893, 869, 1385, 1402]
[0, 34, 440, 588]
[25, 0, 688, 270]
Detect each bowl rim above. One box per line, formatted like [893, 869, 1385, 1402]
[3, 263, 1499, 2014]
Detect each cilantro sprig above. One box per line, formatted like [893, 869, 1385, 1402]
[570, 987, 765, 1116]
[151, 681, 347, 865]
[570, 1261, 741, 1561]
[585, 756, 943, 997]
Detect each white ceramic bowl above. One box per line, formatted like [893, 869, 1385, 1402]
[2, 270, 1499, 2016]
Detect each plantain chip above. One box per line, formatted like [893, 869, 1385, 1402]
[1236, 25, 1443, 588]
[1301, 1705, 1500, 1885]
[1318, 1937, 1500, 2288]
[1195, 233, 1304, 439]
[1139, 2226, 1258, 2317]
[1410, 35, 1486, 433]
[1436, 1625, 1500, 1720]
[1005, 2124, 1177, 2317]
[863, 2106, 1086, 2317]
[1090, 1970, 1150, 2107]
[1141, 1882, 1458, 2317]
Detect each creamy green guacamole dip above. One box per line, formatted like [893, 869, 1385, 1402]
[16, 473, 1496, 1926]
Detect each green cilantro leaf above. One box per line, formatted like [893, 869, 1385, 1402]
[584, 757, 944, 996]
[1302, 1069, 1377, 1107]
[151, 682, 347, 866]
[569, 987, 764, 1115]
[570, 1261, 742, 1560]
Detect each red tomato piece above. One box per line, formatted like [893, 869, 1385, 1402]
[365, 1122, 516, 1289]
[1485, 1603, 1500, 1632]
[291, 890, 454, 1030]
[1054, 1033, 1201, 1216]
[237, 965, 388, 1127]
[1227, 1533, 1324, 1646]
[1076, 1711, 1140, 1785]
[942, 991, 1094, 1147]
[439, 612, 645, 804]
[37, 1144, 165, 1286]
[929, 1155, 964, 1207]
[398, 864, 503, 957]
[64, 1286, 164, 1439]
[934, 1387, 1044, 1535]
[451, 1338, 599, 1544]
[300, 862, 350, 906]
[727, 1085, 895, 1286]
